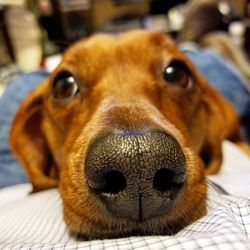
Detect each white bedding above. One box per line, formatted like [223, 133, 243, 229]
[0, 141, 249, 249]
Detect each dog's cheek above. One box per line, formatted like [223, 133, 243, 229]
[175, 148, 207, 224]
[42, 119, 65, 171]
[59, 138, 110, 236]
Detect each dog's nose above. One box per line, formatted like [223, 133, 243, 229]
[85, 131, 186, 221]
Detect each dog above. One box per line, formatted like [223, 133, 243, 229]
[9, 30, 247, 239]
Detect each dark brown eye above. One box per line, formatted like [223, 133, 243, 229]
[164, 61, 192, 88]
[53, 72, 79, 99]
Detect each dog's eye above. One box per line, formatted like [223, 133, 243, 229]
[164, 61, 192, 88]
[53, 72, 79, 99]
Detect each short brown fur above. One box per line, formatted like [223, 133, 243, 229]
[9, 31, 248, 239]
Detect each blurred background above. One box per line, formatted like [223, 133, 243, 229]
[0, 0, 250, 95]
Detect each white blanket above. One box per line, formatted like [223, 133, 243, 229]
[0, 141, 250, 249]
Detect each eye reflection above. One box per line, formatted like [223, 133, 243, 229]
[53, 72, 79, 99]
[163, 61, 192, 89]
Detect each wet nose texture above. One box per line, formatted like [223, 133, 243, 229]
[85, 131, 186, 221]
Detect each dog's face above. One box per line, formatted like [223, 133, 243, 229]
[10, 31, 240, 239]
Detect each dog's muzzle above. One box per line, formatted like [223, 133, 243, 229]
[85, 130, 186, 222]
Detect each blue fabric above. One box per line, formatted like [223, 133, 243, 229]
[0, 71, 49, 188]
[183, 49, 250, 118]
[0, 50, 250, 188]
[182, 49, 250, 142]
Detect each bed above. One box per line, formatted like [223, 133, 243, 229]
[0, 141, 249, 249]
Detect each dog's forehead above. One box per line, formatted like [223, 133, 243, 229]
[63, 31, 179, 61]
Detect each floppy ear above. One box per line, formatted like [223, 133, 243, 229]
[200, 80, 243, 174]
[9, 82, 59, 192]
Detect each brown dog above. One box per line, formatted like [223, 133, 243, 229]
[9, 30, 245, 239]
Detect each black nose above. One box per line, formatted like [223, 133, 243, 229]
[85, 131, 186, 221]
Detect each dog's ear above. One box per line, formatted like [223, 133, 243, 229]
[9, 81, 58, 192]
[199, 78, 242, 174]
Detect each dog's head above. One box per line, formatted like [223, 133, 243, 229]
[10, 31, 240, 239]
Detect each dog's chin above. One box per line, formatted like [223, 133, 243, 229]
[65, 199, 207, 241]
[63, 181, 207, 240]
[67, 216, 188, 241]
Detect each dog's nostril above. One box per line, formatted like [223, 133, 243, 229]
[153, 168, 185, 192]
[153, 168, 174, 191]
[100, 170, 127, 194]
